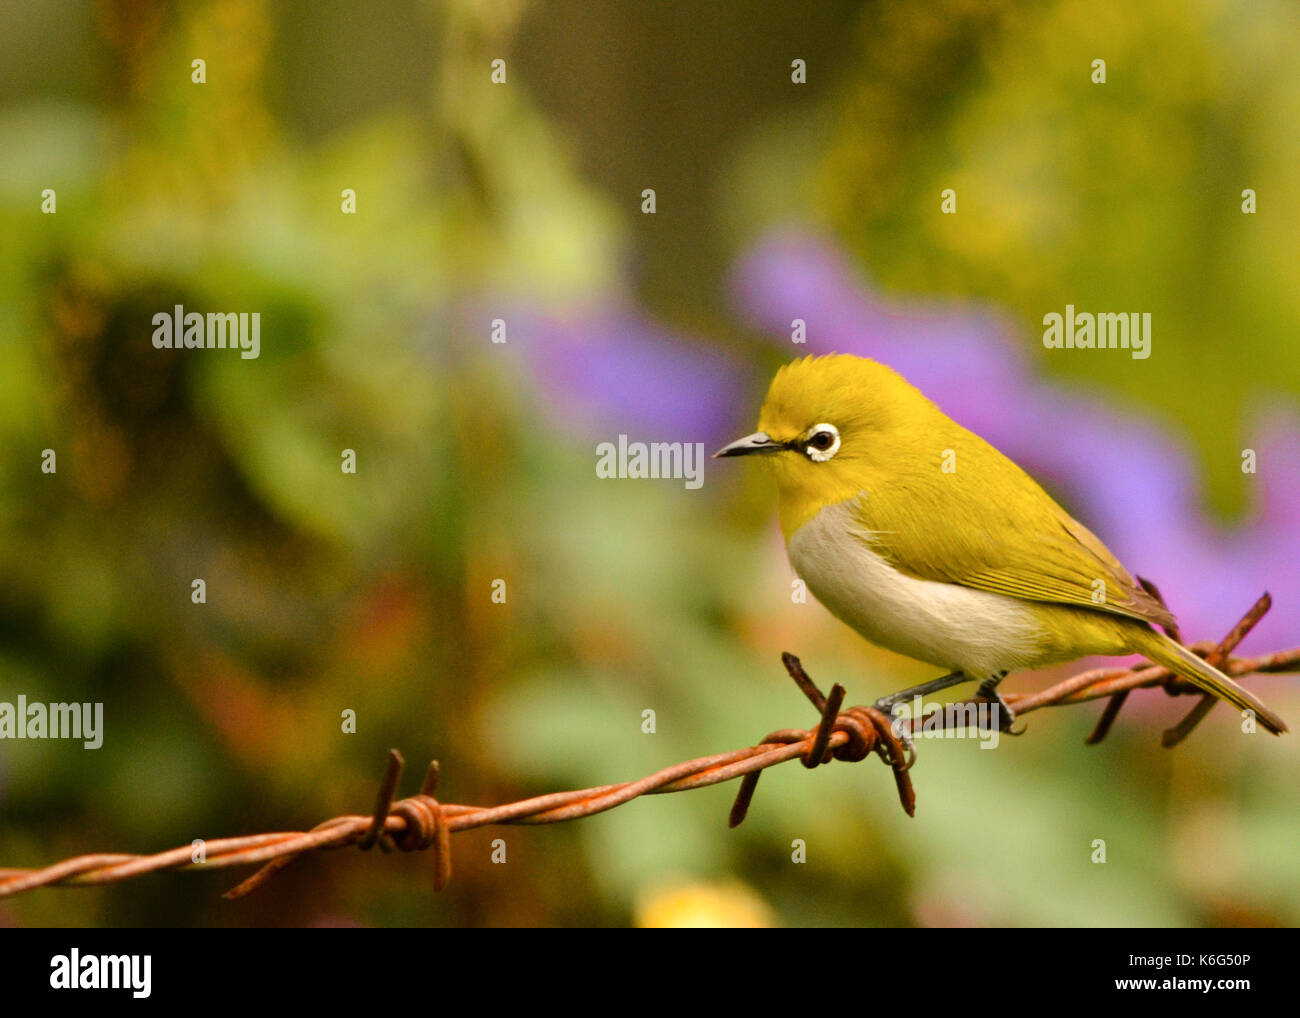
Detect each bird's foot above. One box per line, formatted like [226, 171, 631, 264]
[872, 693, 904, 716]
[870, 697, 917, 763]
[975, 679, 1026, 735]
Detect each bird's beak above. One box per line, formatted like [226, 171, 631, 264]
[713, 431, 784, 458]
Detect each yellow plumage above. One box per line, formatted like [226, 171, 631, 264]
[718, 354, 1286, 735]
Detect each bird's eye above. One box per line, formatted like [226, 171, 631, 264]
[803, 423, 840, 462]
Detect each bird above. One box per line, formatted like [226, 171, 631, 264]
[715, 353, 1287, 735]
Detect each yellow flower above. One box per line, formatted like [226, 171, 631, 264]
[635, 879, 776, 929]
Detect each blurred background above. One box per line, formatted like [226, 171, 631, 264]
[1, 0, 1298, 928]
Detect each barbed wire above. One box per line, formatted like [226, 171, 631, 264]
[0, 593, 1294, 902]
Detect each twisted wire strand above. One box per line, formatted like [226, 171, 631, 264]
[1, 594, 1293, 901]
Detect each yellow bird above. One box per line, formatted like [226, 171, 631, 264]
[716, 354, 1286, 735]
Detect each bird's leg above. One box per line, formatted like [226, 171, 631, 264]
[975, 672, 1023, 734]
[874, 670, 969, 718]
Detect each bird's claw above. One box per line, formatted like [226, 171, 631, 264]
[870, 699, 916, 766]
[977, 686, 1026, 735]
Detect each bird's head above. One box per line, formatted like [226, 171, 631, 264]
[715, 354, 939, 533]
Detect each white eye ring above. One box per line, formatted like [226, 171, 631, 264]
[803, 423, 840, 462]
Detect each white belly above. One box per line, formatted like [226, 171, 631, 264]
[787, 500, 1046, 678]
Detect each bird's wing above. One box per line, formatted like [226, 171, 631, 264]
[851, 450, 1175, 629]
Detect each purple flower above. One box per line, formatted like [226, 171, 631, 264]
[462, 299, 744, 445]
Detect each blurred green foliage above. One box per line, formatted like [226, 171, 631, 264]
[818, 0, 1300, 518]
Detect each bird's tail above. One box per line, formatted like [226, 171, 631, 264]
[1134, 628, 1287, 735]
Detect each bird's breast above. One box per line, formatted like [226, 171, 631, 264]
[786, 499, 1047, 677]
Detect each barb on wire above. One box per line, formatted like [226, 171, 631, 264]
[0, 595, 1294, 902]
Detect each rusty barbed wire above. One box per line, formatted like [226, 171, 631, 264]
[0, 594, 1294, 902]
